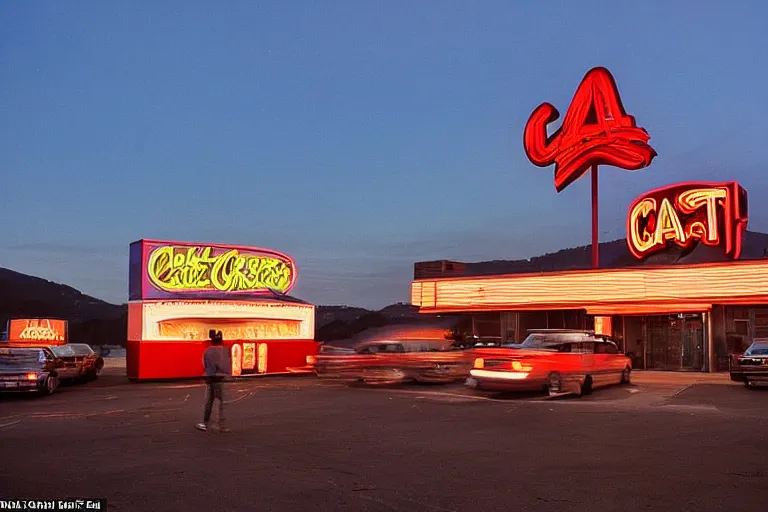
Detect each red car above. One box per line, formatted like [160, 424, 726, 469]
[313, 339, 471, 385]
[467, 329, 632, 397]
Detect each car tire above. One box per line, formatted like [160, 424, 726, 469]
[581, 376, 593, 396]
[547, 372, 563, 395]
[43, 375, 59, 396]
[620, 367, 632, 385]
[380, 368, 405, 385]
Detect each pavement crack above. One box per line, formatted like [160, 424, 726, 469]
[313, 466, 357, 476]
[727, 470, 766, 478]
[535, 496, 574, 504]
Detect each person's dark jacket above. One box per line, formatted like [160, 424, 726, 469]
[203, 345, 231, 379]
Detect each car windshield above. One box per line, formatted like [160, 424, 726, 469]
[67, 344, 94, 355]
[49, 345, 76, 357]
[0, 348, 44, 366]
[745, 343, 768, 356]
[519, 332, 592, 350]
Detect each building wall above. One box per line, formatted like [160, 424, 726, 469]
[623, 317, 645, 369]
[711, 306, 728, 371]
[721, 305, 768, 349]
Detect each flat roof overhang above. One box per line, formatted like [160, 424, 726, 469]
[410, 259, 768, 314]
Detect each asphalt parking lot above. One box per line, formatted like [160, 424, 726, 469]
[2, 373, 767, 512]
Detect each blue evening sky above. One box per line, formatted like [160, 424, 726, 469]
[1, 1, 767, 308]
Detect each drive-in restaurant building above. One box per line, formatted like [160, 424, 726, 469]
[127, 239, 317, 380]
[410, 67, 768, 372]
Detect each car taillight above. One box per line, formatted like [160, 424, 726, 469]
[26, 372, 38, 381]
[511, 360, 533, 372]
[473, 358, 484, 369]
[306, 355, 317, 365]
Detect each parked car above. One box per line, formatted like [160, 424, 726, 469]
[466, 329, 632, 397]
[729, 339, 768, 387]
[313, 339, 472, 385]
[67, 343, 105, 381]
[0, 346, 61, 395]
[45, 344, 86, 383]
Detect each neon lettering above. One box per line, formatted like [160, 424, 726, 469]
[8, 319, 67, 344]
[626, 181, 748, 260]
[654, 198, 686, 245]
[523, 67, 657, 192]
[628, 198, 656, 255]
[18, 326, 64, 341]
[147, 245, 295, 294]
[677, 188, 727, 243]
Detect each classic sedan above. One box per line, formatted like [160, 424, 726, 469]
[67, 343, 105, 381]
[313, 339, 472, 385]
[466, 329, 632, 397]
[0, 346, 61, 395]
[45, 344, 87, 383]
[729, 339, 768, 387]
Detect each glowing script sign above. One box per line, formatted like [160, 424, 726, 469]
[129, 240, 297, 300]
[523, 66, 657, 192]
[626, 181, 748, 260]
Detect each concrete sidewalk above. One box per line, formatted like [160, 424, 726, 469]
[632, 370, 736, 386]
[102, 357, 126, 369]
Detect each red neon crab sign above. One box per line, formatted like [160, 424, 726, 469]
[626, 181, 748, 260]
[523, 66, 657, 192]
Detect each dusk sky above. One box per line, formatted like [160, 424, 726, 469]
[2, 1, 767, 309]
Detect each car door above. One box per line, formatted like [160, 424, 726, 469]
[593, 341, 613, 386]
[578, 341, 596, 385]
[601, 341, 625, 384]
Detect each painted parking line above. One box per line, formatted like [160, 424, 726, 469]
[364, 387, 548, 403]
[0, 409, 128, 421]
[360, 385, 674, 407]
[0, 419, 21, 429]
[225, 391, 255, 405]
[0, 387, 256, 423]
[655, 403, 721, 414]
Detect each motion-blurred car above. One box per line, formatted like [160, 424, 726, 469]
[467, 329, 632, 397]
[45, 344, 87, 383]
[0, 346, 62, 395]
[729, 339, 768, 388]
[313, 339, 471, 385]
[67, 343, 105, 381]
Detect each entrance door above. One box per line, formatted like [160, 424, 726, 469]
[681, 315, 704, 370]
[646, 314, 705, 371]
[257, 343, 268, 373]
[231, 344, 243, 376]
[647, 316, 676, 370]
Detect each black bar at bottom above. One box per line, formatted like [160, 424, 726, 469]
[0, 498, 107, 510]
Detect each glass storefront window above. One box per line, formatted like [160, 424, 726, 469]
[473, 313, 501, 344]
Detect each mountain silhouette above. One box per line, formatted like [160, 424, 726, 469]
[3, 231, 768, 345]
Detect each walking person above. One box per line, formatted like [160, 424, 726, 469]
[196, 330, 232, 433]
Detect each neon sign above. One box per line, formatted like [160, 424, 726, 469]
[148, 245, 295, 294]
[626, 181, 748, 260]
[6, 319, 67, 345]
[129, 240, 298, 300]
[523, 67, 657, 193]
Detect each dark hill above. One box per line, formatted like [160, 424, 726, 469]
[0, 267, 127, 347]
[0, 267, 124, 322]
[5, 231, 768, 345]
